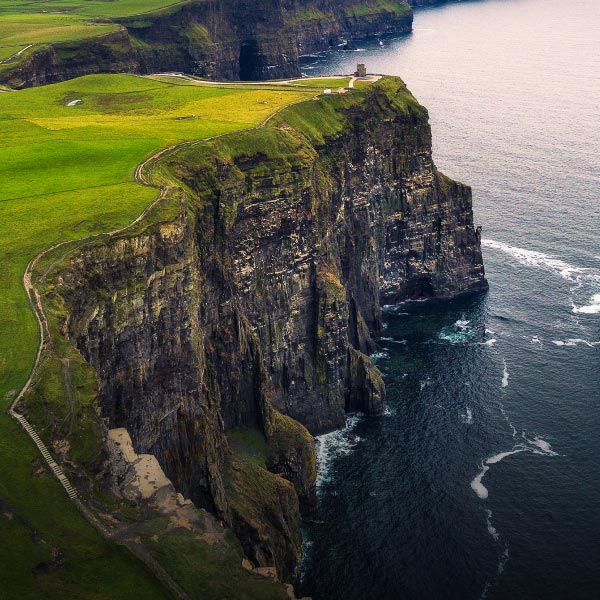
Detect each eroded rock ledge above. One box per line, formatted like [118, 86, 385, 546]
[50, 77, 486, 586]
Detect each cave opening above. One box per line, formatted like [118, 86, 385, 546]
[239, 39, 262, 81]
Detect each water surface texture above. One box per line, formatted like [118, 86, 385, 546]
[299, 0, 600, 598]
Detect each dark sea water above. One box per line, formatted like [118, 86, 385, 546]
[299, 0, 600, 598]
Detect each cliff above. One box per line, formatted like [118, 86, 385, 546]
[0, 0, 412, 88]
[31, 77, 486, 592]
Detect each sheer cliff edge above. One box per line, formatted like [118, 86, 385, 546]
[26, 77, 486, 596]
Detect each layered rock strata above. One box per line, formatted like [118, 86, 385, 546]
[51, 78, 486, 583]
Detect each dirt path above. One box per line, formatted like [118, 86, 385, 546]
[0, 44, 33, 65]
[148, 72, 352, 87]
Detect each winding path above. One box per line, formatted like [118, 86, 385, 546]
[8, 144, 187, 596]
[6, 79, 331, 597]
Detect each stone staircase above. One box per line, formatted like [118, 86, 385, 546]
[11, 411, 78, 500]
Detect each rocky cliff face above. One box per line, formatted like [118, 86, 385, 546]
[0, 0, 412, 88]
[126, 0, 412, 80]
[0, 30, 139, 89]
[51, 77, 486, 583]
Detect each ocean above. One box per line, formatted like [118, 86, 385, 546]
[299, 0, 600, 598]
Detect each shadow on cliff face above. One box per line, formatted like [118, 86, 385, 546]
[239, 40, 264, 81]
[36, 77, 486, 591]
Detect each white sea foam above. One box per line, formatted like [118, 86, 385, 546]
[529, 436, 558, 456]
[501, 359, 509, 388]
[471, 464, 491, 499]
[471, 447, 526, 499]
[439, 317, 478, 343]
[482, 239, 600, 315]
[479, 545, 510, 600]
[485, 509, 500, 542]
[420, 377, 431, 391]
[482, 239, 585, 280]
[370, 351, 390, 361]
[380, 337, 408, 344]
[479, 581, 491, 600]
[471, 436, 558, 500]
[573, 293, 600, 314]
[530, 336, 542, 345]
[497, 546, 510, 575]
[315, 414, 363, 492]
[382, 300, 426, 313]
[499, 404, 518, 438]
[552, 338, 600, 347]
[462, 406, 474, 424]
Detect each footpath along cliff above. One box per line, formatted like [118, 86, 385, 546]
[25, 77, 487, 595]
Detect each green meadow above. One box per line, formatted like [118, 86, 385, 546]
[290, 77, 351, 89]
[2, 0, 189, 18]
[0, 73, 318, 596]
[0, 0, 189, 63]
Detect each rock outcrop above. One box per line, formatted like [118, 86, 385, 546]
[49, 77, 486, 584]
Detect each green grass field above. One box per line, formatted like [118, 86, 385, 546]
[0, 12, 118, 46]
[0, 74, 315, 398]
[0, 65, 381, 595]
[2, 0, 189, 18]
[0, 73, 318, 597]
[290, 77, 351, 89]
[0, 0, 189, 61]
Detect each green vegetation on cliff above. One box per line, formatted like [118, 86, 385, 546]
[344, 0, 412, 18]
[0, 75, 314, 407]
[0, 71, 395, 597]
[0, 73, 322, 598]
[0, 1, 186, 78]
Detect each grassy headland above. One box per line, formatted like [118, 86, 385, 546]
[0, 73, 328, 598]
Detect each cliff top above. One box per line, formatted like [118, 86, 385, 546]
[0, 0, 195, 72]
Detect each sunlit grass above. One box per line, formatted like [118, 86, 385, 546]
[0, 0, 188, 18]
[0, 72, 315, 596]
[0, 0, 189, 59]
[291, 77, 351, 88]
[0, 71, 314, 404]
[0, 12, 119, 45]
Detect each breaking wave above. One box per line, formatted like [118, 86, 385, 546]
[482, 239, 600, 315]
[315, 414, 363, 493]
[439, 317, 478, 344]
[573, 293, 600, 314]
